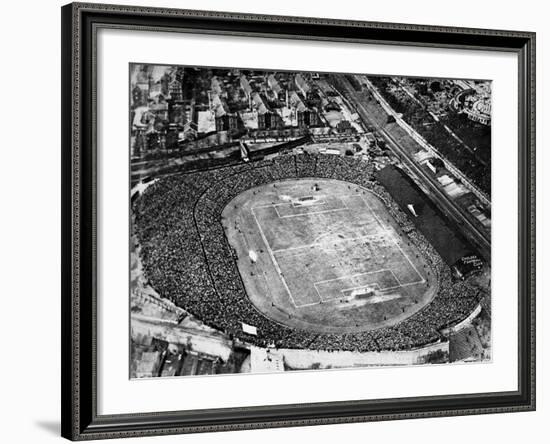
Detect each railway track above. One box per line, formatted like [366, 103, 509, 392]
[335, 77, 491, 261]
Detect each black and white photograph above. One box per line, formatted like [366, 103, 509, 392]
[0, 0, 543, 442]
[129, 64, 492, 378]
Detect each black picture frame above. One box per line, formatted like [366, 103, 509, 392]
[61, 2, 536, 440]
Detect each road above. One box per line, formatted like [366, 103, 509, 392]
[334, 76, 491, 261]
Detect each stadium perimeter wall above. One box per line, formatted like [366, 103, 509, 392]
[280, 341, 449, 370]
[440, 303, 483, 336]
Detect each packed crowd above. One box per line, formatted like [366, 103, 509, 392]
[133, 153, 483, 353]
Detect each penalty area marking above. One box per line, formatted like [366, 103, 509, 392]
[339, 278, 424, 296]
[312, 269, 389, 306]
[253, 193, 353, 219]
[307, 270, 425, 307]
[340, 282, 381, 296]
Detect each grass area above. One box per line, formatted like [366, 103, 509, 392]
[222, 178, 436, 333]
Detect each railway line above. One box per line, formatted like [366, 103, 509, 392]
[335, 76, 491, 261]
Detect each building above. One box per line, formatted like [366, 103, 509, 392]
[289, 91, 307, 113]
[295, 73, 311, 97]
[148, 82, 163, 101]
[165, 128, 179, 150]
[132, 129, 147, 157]
[211, 94, 231, 118]
[182, 120, 198, 139]
[132, 66, 151, 106]
[253, 92, 285, 130]
[336, 120, 355, 134]
[211, 76, 223, 96]
[239, 110, 259, 130]
[258, 111, 284, 130]
[240, 75, 253, 98]
[267, 73, 283, 98]
[167, 102, 185, 127]
[149, 101, 169, 122]
[168, 79, 183, 101]
[135, 65, 150, 93]
[215, 113, 240, 132]
[252, 92, 269, 115]
[297, 109, 321, 128]
[160, 71, 172, 97]
[132, 85, 148, 107]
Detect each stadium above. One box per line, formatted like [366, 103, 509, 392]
[133, 152, 484, 354]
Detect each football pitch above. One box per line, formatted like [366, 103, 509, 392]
[222, 178, 437, 333]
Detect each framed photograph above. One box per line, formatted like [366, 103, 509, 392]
[61, 2, 536, 440]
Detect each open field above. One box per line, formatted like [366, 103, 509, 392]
[222, 178, 437, 333]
